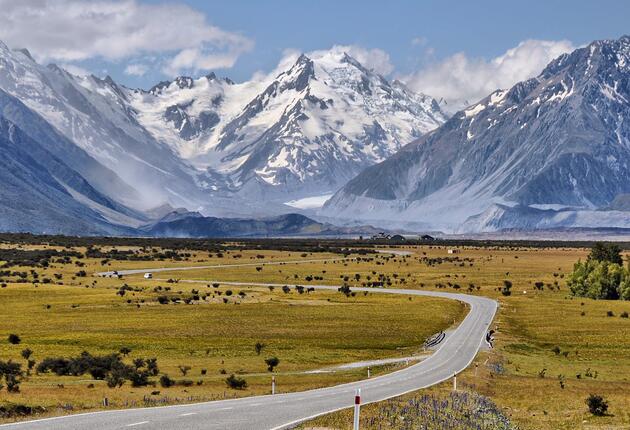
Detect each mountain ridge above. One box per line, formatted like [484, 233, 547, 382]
[322, 35, 630, 232]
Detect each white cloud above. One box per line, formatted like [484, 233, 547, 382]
[402, 39, 576, 112]
[0, 0, 253, 75]
[259, 45, 395, 81]
[124, 64, 149, 77]
[315, 45, 394, 76]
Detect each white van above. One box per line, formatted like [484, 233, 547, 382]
[144, 273, 153, 279]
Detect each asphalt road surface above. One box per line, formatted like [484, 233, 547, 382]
[4, 276, 497, 429]
[95, 257, 353, 278]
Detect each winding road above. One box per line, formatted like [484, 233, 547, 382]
[3, 256, 497, 430]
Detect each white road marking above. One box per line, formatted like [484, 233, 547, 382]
[179, 412, 197, 416]
[218, 407, 233, 411]
[126, 422, 149, 427]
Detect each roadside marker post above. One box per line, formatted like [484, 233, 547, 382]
[353, 389, 361, 430]
[453, 373, 457, 391]
[367, 367, 370, 378]
[272, 376, 275, 395]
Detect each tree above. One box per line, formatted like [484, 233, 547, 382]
[119, 347, 132, 356]
[7, 334, 21, 345]
[589, 243, 623, 265]
[586, 394, 608, 416]
[265, 357, 280, 372]
[569, 260, 625, 300]
[178, 365, 191, 376]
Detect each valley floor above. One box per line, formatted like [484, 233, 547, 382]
[0, 240, 629, 429]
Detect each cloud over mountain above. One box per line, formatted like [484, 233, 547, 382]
[0, 0, 253, 75]
[402, 39, 575, 112]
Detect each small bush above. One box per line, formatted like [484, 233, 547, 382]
[586, 394, 608, 416]
[265, 356, 280, 372]
[159, 374, 175, 388]
[7, 334, 21, 345]
[225, 374, 247, 390]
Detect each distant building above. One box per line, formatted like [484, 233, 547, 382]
[371, 232, 391, 240]
[447, 249, 460, 254]
[144, 273, 153, 279]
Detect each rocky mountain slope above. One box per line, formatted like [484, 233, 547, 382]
[323, 35, 630, 232]
[0, 94, 137, 235]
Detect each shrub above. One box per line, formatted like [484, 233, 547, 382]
[159, 374, 175, 388]
[7, 334, 21, 345]
[254, 342, 265, 356]
[501, 280, 512, 296]
[225, 374, 247, 390]
[586, 394, 608, 416]
[20, 349, 32, 360]
[265, 357, 280, 372]
[0, 360, 24, 392]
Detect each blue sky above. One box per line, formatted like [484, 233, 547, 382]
[180, 0, 630, 81]
[0, 0, 628, 106]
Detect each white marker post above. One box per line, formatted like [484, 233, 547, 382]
[367, 367, 370, 378]
[272, 376, 275, 395]
[353, 388, 361, 430]
[453, 373, 457, 391]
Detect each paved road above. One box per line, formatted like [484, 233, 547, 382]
[96, 249, 411, 278]
[95, 257, 352, 277]
[2, 281, 496, 430]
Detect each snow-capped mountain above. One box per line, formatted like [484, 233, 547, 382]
[0, 41, 208, 210]
[323, 35, 630, 232]
[128, 49, 446, 202]
[0, 40, 445, 234]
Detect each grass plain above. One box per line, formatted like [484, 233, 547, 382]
[0, 246, 463, 420]
[1, 241, 629, 429]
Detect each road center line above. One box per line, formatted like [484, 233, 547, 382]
[179, 412, 197, 416]
[126, 422, 149, 427]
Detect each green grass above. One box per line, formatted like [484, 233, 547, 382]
[0, 248, 464, 419]
[2, 243, 630, 429]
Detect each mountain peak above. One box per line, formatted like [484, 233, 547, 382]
[323, 35, 630, 232]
